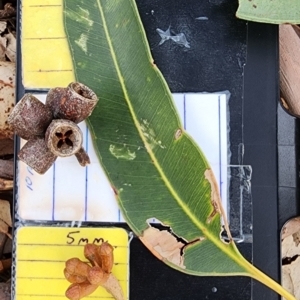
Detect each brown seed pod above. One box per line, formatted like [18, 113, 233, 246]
[46, 82, 98, 124]
[97, 242, 114, 273]
[45, 119, 83, 157]
[18, 138, 57, 174]
[65, 282, 98, 300]
[8, 94, 53, 140]
[64, 258, 91, 279]
[64, 268, 87, 284]
[87, 266, 109, 285]
[84, 244, 101, 266]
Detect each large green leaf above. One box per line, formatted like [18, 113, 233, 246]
[63, 0, 294, 298]
[237, 0, 300, 24]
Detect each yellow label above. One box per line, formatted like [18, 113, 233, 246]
[22, 0, 75, 88]
[15, 227, 129, 299]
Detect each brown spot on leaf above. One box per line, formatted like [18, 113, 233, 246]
[204, 169, 232, 240]
[204, 169, 221, 223]
[111, 186, 118, 196]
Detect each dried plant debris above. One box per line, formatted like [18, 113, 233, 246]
[140, 222, 204, 269]
[0, 7, 16, 63]
[0, 60, 15, 140]
[0, 140, 13, 156]
[64, 242, 124, 300]
[0, 179, 12, 191]
[0, 281, 10, 300]
[279, 25, 300, 116]
[0, 200, 11, 238]
[8, 82, 98, 174]
[0, 3, 15, 19]
[0, 159, 13, 180]
[282, 217, 300, 299]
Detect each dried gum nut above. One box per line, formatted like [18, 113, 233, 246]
[8, 94, 53, 140]
[46, 82, 98, 124]
[45, 119, 83, 157]
[18, 138, 57, 174]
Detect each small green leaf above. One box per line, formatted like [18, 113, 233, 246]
[237, 0, 300, 24]
[63, 0, 295, 299]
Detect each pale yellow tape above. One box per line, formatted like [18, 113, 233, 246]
[22, 0, 75, 88]
[15, 227, 129, 299]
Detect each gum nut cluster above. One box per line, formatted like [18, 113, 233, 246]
[8, 82, 98, 174]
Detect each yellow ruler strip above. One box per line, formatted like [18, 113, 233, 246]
[15, 227, 129, 299]
[22, 0, 75, 88]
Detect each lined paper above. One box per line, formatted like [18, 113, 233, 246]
[17, 93, 228, 222]
[15, 227, 129, 300]
[22, 0, 75, 88]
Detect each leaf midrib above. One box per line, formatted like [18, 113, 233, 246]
[94, 0, 245, 272]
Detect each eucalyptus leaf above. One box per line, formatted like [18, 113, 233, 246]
[237, 0, 300, 24]
[63, 0, 295, 298]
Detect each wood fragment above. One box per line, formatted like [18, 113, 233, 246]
[0, 61, 15, 139]
[282, 217, 300, 240]
[0, 3, 16, 19]
[279, 25, 300, 116]
[0, 139, 13, 156]
[0, 258, 11, 272]
[0, 232, 6, 256]
[2, 237, 11, 254]
[0, 281, 10, 300]
[282, 219, 300, 299]
[0, 178, 12, 190]
[0, 159, 13, 179]
[4, 32, 15, 62]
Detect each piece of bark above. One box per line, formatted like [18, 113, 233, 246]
[0, 139, 13, 156]
[0, 3, 15, 19]
[4, 31, 15, 62]
[0, 200, 11, 227]
[0, 159, 12, 179]
[0, 281, 10, 300]
[279, 25, 300, 116]
[2, 236, 10, 254]
[0, 61, 15, 139]
[282, 217, 300, 240]
[0, 258, 11, 273]
[0, 178, 12, 190]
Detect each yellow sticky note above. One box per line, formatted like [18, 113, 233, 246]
[15, 227, 129, 300]
[22, 0, 75, 88]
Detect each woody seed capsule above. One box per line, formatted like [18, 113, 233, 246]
[46, 82, 98, 124]
[18, 138, 57, 174]
[45, 119, 83, 157]
[7, 94, 52, 140]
